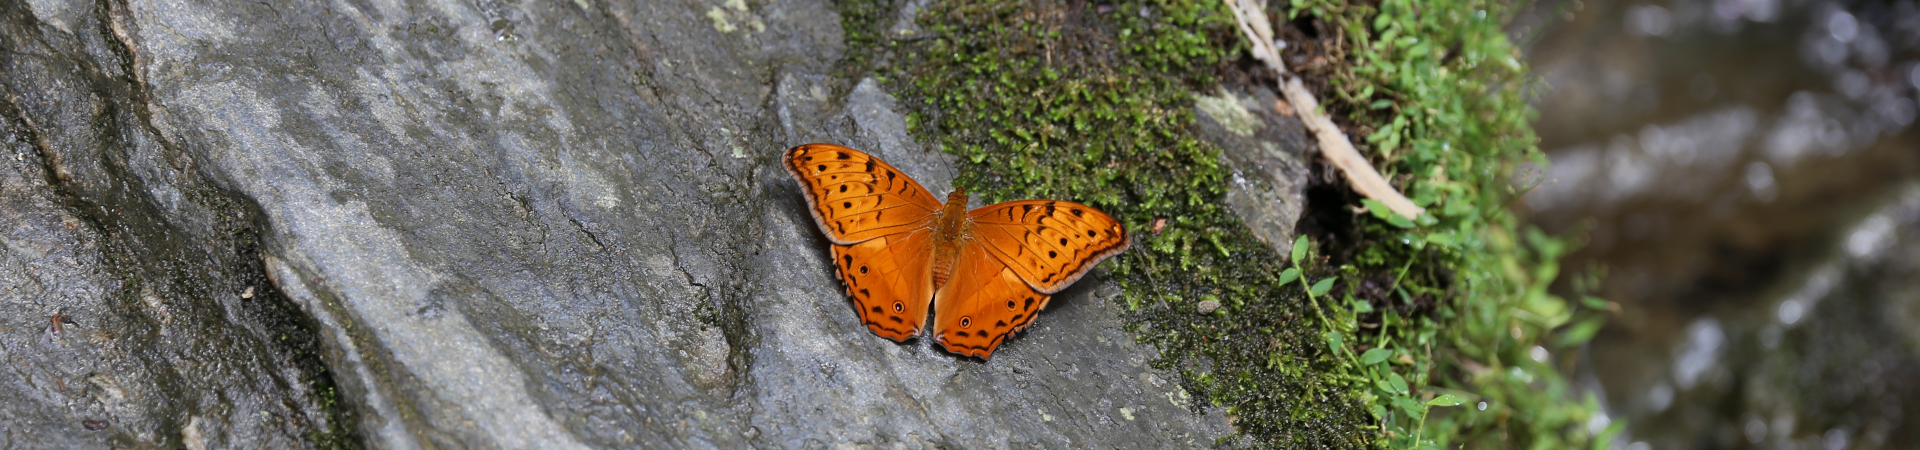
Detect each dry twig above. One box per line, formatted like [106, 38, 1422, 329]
[1223, 0, 1425, 220]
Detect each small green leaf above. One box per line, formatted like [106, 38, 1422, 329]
[1369, 99, 1394, 109]
[1277, 268, 1300, 285]
[1394, 396, 1423, 417]
[1555, 317, 1606, 348]
[1361, 348, 1391, 365]
[1290, 235, 1309, 264]
[1388, 372, 1409, 394]
[1427, 394, 1466, 407]
[1310, 278, 1336, 297]
[1362, 199, 1393, 219]
[1386, 213, 1414, 229]
[1351, 299, 1374, 313]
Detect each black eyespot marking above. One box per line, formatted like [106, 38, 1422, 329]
[1071, 208, 1084, 217]
[839, 185, 848, 193]
[816, 164, 827, 172]
[1059, 238, 1068, 246]
[893, 302, 904, 312]
[960, 317, 972, 328]
[842, 201, 852, 209]
[1007, 300, 1016, 310]
[1024, 297, 1035, 310]
[1088, 230, 1098, 237]
[836, 152, 850, 159]
[871, 306, 883, 313]
[859, 265, 868, 274]
[1048, 251, 1058, 258]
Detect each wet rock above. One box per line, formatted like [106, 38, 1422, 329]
[1600, 184, 1920, 448]
[1, 0, 1228, 447]
[1194, 85, 1314, 257]
[1521, 1, 1920, 446]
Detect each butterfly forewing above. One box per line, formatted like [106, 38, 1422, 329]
[968, 200, 1130, 293]
[930, 243, 1051, 360]
[783, 144, 944, 244]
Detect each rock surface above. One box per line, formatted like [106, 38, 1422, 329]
[1195, 85, 1314, 257]
[0, 0, 1240, 447]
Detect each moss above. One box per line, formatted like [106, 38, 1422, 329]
[834, 0, 1608, 447]
[1286, 0, 1614, 447]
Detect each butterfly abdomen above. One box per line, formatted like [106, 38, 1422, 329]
[929, 189, 971, 290]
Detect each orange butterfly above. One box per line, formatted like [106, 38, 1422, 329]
[783, 144, 1129, 360]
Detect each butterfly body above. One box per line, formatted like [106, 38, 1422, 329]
[784, 144, 1128, 360]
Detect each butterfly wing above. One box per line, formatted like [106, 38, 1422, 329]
[782, 144, 945, 244]
[929, 201, 1128, 359]
[832, 230, 936, 341]
[966, 200, 1129, 293]
[784, 144, 944, 341]
[929, 243, 1050, 360]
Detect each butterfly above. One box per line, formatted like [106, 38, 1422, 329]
[783, 144, 1129, 359]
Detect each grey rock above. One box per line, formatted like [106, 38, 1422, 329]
[1194, 300, 1221, 315]
[0, 0, 1229, 448]
[1194, 85, 1314, 256]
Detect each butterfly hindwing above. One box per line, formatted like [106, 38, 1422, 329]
[832, 229, 936, 342]
[967, 200, 1129, 293]
[931, 243, 1050, 360]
